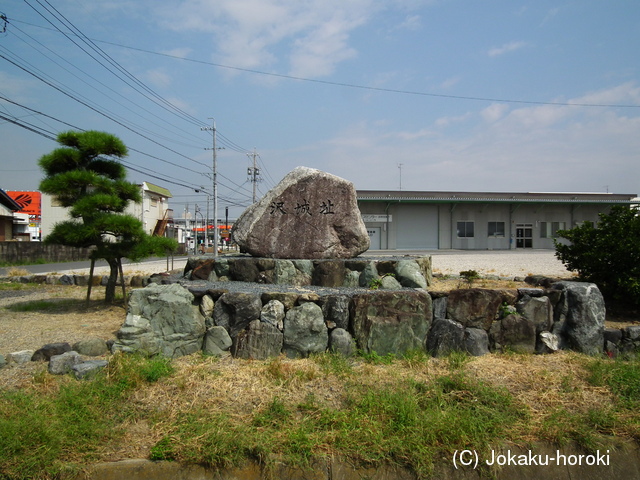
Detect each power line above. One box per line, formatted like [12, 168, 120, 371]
[0, 112, 56, 140]
[9, 22, 206, 149]
[74, 34, 640, 110]
[0, 51, 211, 169]
[24, 0, 207, 127]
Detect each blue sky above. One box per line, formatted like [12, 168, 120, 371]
[2, 0, 639, 219]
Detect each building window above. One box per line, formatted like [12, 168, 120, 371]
[150, 196, 158, 207]
[540, 222, 566, 238]
[457, 221, 474, 238]
[488, 221, 505, 237]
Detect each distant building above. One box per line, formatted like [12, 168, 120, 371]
[0, 188, 21, 241]
[357, 190, 637, 250]
[41, 182, 174, 240]
[7, 191, 41, 241]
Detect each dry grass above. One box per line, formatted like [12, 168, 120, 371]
[1, 280, 639, 476]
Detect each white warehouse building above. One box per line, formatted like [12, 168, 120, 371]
[357, 190, 637, 251]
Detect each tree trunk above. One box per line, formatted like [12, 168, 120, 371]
[105, 257, 119, 304]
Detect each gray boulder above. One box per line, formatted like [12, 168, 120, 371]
[312, 261, 347, 287]
[395, 260, 428, 289]
[426, 318, 465, 357]
[493, 314, 537, 354]
[231, 166, 370, 259]
[432, 295, 448, 321]
[72, 338, 109, 357]
[213, 292, 263, 338]
[447, 288, 503, 331]
[343, 270, 360, 287]
[72, 360, 108, 380]
[49, 351, 81, 375]
[539, 331, 560, 353]
[319, 295, 350, 330]
[329, 328, 355, 357]
[32, 342, 72, 361]
[7, 350, 34, 365]
[203, 326, 233, 356]
[380, 275, 403, 290]
[516, 296, 553, 333]
[234, 320, 284, 360]
[624, 326, 640, 341]
[229, 259, 261, 282]
[200, 294, 215, 319]
[261, 300, 286, 330]
[464, 328, 489, 356]
[351, 290, 432, 356]
[283, 302, 328, 358]
[549, 281, 606, 355]
[112, 284, 206, 358]
[274, 260, 297, 285]
[358, 263, 379, 288]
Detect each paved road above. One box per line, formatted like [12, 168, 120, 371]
[3, 256, 188, 276]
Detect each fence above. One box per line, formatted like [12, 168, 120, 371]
[0, 242, 94, 264]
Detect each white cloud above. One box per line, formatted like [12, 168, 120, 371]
[571, 82, 640, 106]
[440, 76, 461, 90]
[435, 112, 472, 127]
[310, 83, 640, 194]
[396, 14, 422, 31]
[487, 41, 527, 57]
[152, 0, 378, 78]
[481, 103, 509, 123]
[144, 69, 172, 89]
[395, 127, 436, 140]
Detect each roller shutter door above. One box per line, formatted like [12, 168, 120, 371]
[396, 204, 438, 249]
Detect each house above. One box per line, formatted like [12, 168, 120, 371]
[7, 191, 42, 241]
[357, 190, 637, 250]
[40, 182, 174, 239]
[0, 188, 21, 241]
[128, 182, 174, 237]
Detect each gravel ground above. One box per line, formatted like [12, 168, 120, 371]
[427, 251, 572, 278]
[43, 250, 572, 279]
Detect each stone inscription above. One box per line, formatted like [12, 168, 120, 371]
[269, 199, 336, 216]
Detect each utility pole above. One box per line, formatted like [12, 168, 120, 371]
[247, 148, 261, 203]
[201, 119, 223, 258]
[398, 163, 404, 191]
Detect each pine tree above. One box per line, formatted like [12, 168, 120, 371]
[39, 130, 177, 303]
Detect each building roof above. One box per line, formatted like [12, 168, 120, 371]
[142, 182, 172, 198]
[0, 188, 22, 212]
[357, 190, 637, 205]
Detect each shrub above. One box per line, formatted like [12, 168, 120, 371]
[555, 205, 640, 306]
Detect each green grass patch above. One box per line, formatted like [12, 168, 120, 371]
[0, 259, 48, 268]
[358, 350, 396, 365]
[0, 354, 174, 479]
[5, 351, 640, 478]
[311, 351, 353, 377]
[586, 356, 640, 406]
[150, 370, 526, 477]
[0, 283, 37, 292]
[5, 299, 80, 313]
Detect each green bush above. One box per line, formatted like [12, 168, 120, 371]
[555, 205, 640, 306]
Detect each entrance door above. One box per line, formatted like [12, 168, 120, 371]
[367, 227, 381, 250]
[516, 223, 533, 248]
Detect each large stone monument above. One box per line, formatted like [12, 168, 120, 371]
[231, 166, 370, 259]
